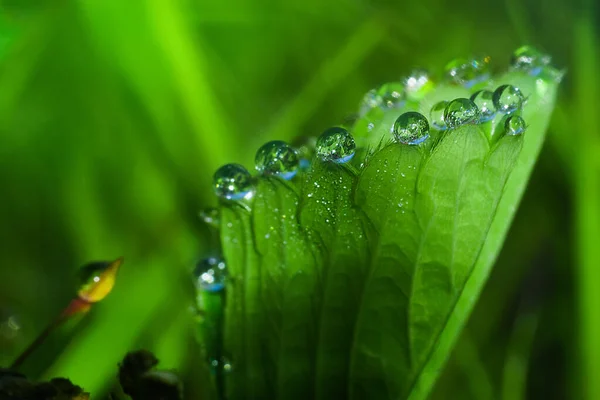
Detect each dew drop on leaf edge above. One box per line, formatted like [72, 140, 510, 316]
[393, 111, 430, 145]
[255, 140, 300, 180]
[199, 207, 220, 228]
[470, 90, 496, 123]
[213, 163, 254, 201]
[403, 69, 432, 99]
[430, 100, 449, 130]
[444, 56, 490, 88]
[493, 84, 525, 115]
[504, 115, 527, 136]
[443, 98, 480, 128]
[377, 82, 405, 108]
[316, 127, 356, 163]
[510, 45, 551, 76]
[194, 257, 227, 292]
[359, 88, 382, 115]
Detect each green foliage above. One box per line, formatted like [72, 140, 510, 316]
[0, 0, 592, 399]
[215, 70, 560, 399]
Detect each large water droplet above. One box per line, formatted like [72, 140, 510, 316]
[377, 83, 405, 108]
[511, 45, 551, 76]
[359, 88, 382, 115]
[213, 164, 254, 201]
[504, 115, 526, 136]
[430, 101, 449, 130]
[316, 127, 356, 163]
[493, 85, 525, 114]
[404, 69, 432, 99]
[255, 140, 299, 180]
[444, 98, 480, 128]
[445, 56, 490, 88]
[393, 112, 430, 145]
[470, 90, 496, 122]
[194, 257, 227, 292]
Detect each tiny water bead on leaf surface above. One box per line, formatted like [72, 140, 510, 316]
[393, 111, 430, 145]
[430, 101, 449, 130]
[493, 84, 525, 114]
[77, 257, 123, 303]
[254, 140, 300, 180]
[511, 45, 551, 76]
[443, 98, 480, 128]
[445, 56, 490, 88]
[316, 127, 356, 163]
[194, 257, 227, 292]
[377, 82, 405, 108]
[470, 90, 496, 122]
[213, 163, 254, 201]
[504, 115, 527, 136]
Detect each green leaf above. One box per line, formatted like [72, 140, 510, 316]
[212, 68, 560, 400]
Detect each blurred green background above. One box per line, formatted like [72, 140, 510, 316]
[0, 0, 597, 399]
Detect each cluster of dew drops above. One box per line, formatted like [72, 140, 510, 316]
[191, 45, 554, 320]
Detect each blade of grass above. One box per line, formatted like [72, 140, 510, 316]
[573, 11, 600, 400]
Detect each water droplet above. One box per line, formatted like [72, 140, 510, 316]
[393, 112, 430, 145]
[430, 101, 449, 130]
[504, 115, 526, 136]
[199, 208, 220, 228]
[316, 127, 356, 163]
[493, 85, 525, 114]
[403, 69, 432, 99]
[255, 140, 299, 180]
[470, 90, 496, 122]
[444, 98, 480, 128]
[359, 88, 382, 115]
[213, 164, 254, 200]
[194, 257, 227, 292]
[78, 257, 123, 303]
[510, 45, 551, 76]
[445, 56, 490, 88]
[377, 83, 405, 108]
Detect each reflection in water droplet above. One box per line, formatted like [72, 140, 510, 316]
[316, 127, 356, 163]
[199, 208, 220, 228]
[404, 69, 432, 99]
[493, 85, 525, 114]
[255, 140, 299, 180]
[511, 45, 551, 76]
[213, 164, 254, 201]
[445, 56, 490, 88]
[504, 115, 527, 136]
[194, 257, 227, 292]
[393, 112, 430, 145]
[430, 101, 449, 130]
[444, 98, 480, 128]
[377, 83, 405, 108]
[470, 90, 496, 122]
[359, 88, 382, 115]
[291, 136, 317, 171]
